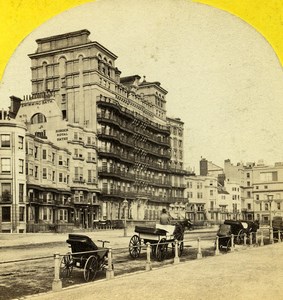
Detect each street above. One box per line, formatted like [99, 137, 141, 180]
[0, 229, 217, 300]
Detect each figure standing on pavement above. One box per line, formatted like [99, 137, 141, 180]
[160, 208, 170, 225]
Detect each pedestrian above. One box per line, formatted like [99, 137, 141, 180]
[160, 208, 170, 225]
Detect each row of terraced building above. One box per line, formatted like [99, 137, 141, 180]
[0, 29, 189, 233]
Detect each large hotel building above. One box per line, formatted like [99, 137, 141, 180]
[0, 29, 188, 233]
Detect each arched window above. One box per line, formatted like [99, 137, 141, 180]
[31, 113, 47, 124]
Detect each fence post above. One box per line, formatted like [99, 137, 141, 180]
[260, 230, 264, 246]
[52, 253, 62, 292]
[230, 234, 234, 252]
[270, 228, 274, 244]
[106, 248, 114, 279]
[243, 233, 247, 247]
[174, 239, 180, 264]
[278, 230, 281, 243]
[215, 236, 220, 256]
[197, 237, 202, 259]
[145, 242, 152, 271]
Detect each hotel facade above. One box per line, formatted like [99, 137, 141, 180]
[0, 29, 188, 233]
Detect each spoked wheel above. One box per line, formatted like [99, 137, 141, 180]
[84, 255, 98, 282]
[60, 253, 73, 278]
[156, 238, 167, 261]
[236, 230, 244, 245]
[129, 235, 141, 259]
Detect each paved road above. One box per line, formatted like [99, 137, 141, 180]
[17, 242, 283, 300]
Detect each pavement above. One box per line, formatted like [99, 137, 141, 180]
[18, 242, 283, 300]
[1, 227, 282, 300]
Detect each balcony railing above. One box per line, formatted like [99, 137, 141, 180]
[97, 95, 171, 134]
[73, 177, 85, 184]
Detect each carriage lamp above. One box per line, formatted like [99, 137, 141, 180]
[123, 199, 128, 237]
[267, 194, 274, 243]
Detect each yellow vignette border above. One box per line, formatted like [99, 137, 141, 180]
[0, 0, 94, 82]
[0, 0, 283, 83]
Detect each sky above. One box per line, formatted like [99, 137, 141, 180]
[1, 0, 283, 172]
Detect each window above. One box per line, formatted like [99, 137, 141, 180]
[35, 166, 38, 179]
[247, 181, 250, 187]
[247, 203, 252, 210]
[277, 202, 281, 210]
[1, 134, 10, 148]
[210, 190, 213, 196]
[59, 156, 63, 165]
[19, 207, 25, 221]
[197, 192, 203, 199]
[18, 136, 24, 149]
[59, 209, 68, 221]
[19, 159, 24, 174]
[265, 203, 269, 211]
[187, 192, 193, 198]
[59, 173, 63, 182]
[256, 195, 259, 200]
[2, 207, 11, 222]
[1, 158, 11, 173]
[52, 153, 55, 163]
[187, 181, 192, 188]
[31, 113, 47, 124]
[42, 168, 47, 179]
[34, 146, 38, 158]
[19, 184, 24, 202]
[43, 207, 48, 220]
[246, 173, 250, 178]
[42, 149, 47, 160]
[247, 191, 251, 198]
[1, 183, 11, 202]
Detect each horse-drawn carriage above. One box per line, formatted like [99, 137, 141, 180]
[60, 234, 110, 282]
[272, 216, 283, 240]
[216, 220, 259, 251]
[128, 220, 188, 261]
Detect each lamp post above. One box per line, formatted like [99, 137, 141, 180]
[122, 199, 128, 237]
[267, 194, 274, 243]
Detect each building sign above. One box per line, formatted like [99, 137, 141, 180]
[56, 128, 68, 141]
[21, 99, 54, 107]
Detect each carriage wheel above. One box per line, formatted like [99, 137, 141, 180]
[60, 253, 73, 278]
[84, 255, 98, 282]
[156, 238, 167, 261]
[129, 235, 141, 259]
[236, 230, 244, 244]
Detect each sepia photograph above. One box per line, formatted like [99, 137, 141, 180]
[0, 0, 283, 299]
